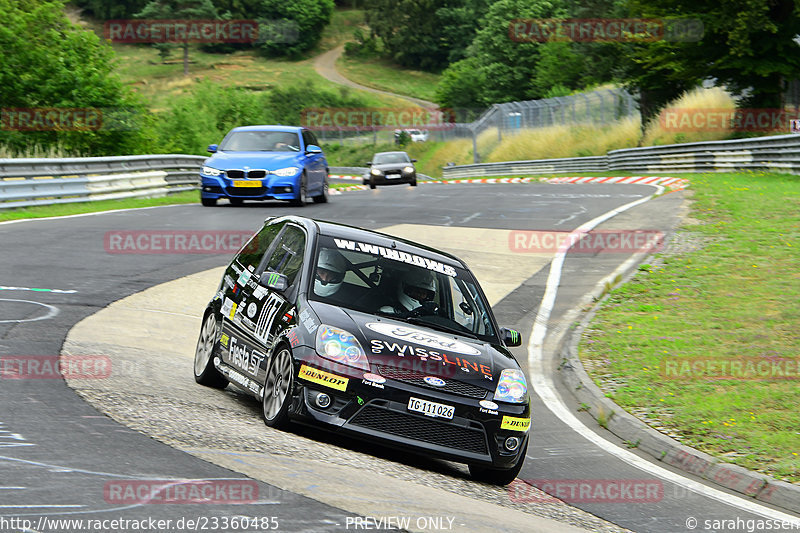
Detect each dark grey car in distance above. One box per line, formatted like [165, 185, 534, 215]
[364, 151, 417, 189]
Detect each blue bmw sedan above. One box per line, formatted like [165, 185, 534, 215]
[200, 125, 329, 207]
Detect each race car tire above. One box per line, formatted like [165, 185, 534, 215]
[262, 345, 294, 428]
[193, 312, 228, 388]
[230, 198, 243, 206]
[313, 178, 329, 203]
[410, 177, 417, 186]
[369, 179, 376, 190]
[201, 196, 217, 207]
[468, 441, 527, 486]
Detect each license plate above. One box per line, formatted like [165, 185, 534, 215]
[407, 396, 454, 419]
[385, 174, 401, 179]
[233, 180, 261, 188]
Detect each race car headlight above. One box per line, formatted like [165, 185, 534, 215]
[202, 166, 222, 177]
[370, 168, 382, 176]
[315, 325, 370, 371]
[271, 166, 300, 177]
[403, 166, 414, 173]
[494, 369, 528, 403]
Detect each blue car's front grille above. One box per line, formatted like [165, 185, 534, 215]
[224, 169, 267, 180]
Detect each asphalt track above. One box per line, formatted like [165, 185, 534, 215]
[1, 183, 797, 533]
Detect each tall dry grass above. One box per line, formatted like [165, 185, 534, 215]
[485, 116, 641, 162]
[642, 86, 736, 146]
[0, 143, 72, 159]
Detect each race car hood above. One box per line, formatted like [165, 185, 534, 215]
[310, 302, 515, 390]
[204, 151, 301, 171]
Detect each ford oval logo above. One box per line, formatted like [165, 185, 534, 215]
[423, 376, 446, 387]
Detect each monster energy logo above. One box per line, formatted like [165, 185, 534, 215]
[510, 330, 519, 344]
[268, 272, 279, 286]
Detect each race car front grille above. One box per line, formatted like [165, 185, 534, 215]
[225, 169, 267, 180]
[375, 365, 488, 399]
[349, 404, 488, 455]
[227, 187, 267, 196]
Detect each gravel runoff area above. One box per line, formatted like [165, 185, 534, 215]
[62, 269, 629, 533]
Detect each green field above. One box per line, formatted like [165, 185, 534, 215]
[336, 55, 441, 103]
[580, 171, 800, 482]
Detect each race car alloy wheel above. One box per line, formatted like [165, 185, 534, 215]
[193, 312, 228, 388]
[262, 346, 294, 427]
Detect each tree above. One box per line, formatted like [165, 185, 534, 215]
[435, 0, 567, 107]
[73, 0, 150, 20]
[364, 0, 490, 72]
[251, 0, 334, 57]
[135, 0, 219, 76]
[0, 0, 152, 155]
[622, 0, 800, 119]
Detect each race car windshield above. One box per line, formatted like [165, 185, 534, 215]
[219, 131, 301, 152]
[309, 237, 497, 342]
[373, 153, 410, 164]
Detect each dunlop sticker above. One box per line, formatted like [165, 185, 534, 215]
[298, 364, 348, 392]
[501, 415, 531, 432]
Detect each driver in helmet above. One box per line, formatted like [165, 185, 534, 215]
[380, 269, 436, 315]
[314, 248, 346, 298]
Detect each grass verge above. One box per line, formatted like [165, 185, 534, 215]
[580, 171, 800, 483]
[336, 55, 441, 103]
[0, 191, 199, 222]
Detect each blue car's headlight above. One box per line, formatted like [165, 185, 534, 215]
[315, 325, 370, 371]
[202, 166, 222, 177]
[272, 167, 300, 177]
[494, 369, 528, 403]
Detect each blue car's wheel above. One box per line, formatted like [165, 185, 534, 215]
[313, 178, 329, 203]
[291, 173, 307, 207]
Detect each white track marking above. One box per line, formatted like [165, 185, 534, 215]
[527, 185, 800, 523]
[0, 286, 77, 294]
[0, 299, 59, 323]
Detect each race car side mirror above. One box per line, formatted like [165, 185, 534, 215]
[500, 327, 522, 347]
[260, 271, 288, 292]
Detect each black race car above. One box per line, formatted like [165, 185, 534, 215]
[364, 151, 417, 188]
[193, 215, 530, 484]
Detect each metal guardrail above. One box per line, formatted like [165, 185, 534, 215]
[0, 155, 433, 209]
[607, 133, 800, 174]
[443, 133, 800, 179]
[441, 156, 608, 179]
[0, 155, 204, 209]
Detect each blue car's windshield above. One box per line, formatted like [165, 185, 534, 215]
[219, 131, 301, 152]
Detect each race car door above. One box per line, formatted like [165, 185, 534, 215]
[225, 223, 307, 385]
